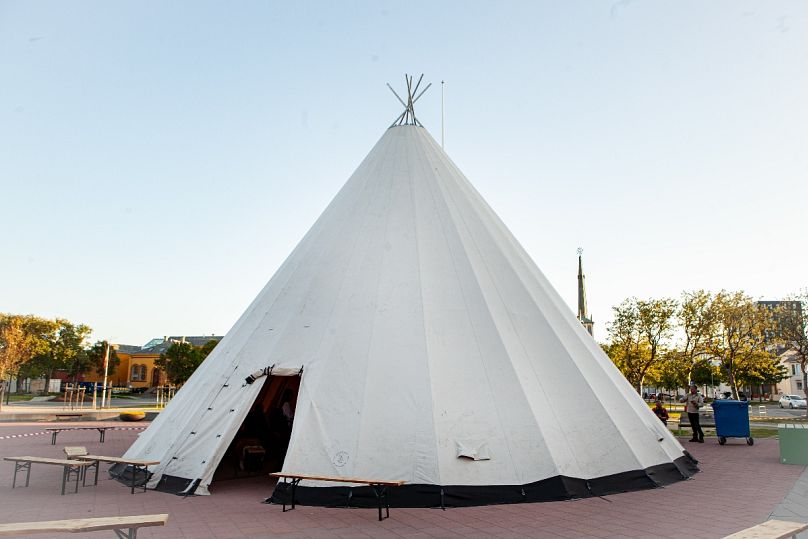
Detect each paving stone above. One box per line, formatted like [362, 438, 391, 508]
[1, 423, 806, 538]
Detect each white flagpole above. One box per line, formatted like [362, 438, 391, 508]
[101, 342, 110, 408]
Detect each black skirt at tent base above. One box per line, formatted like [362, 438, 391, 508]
[266, 454, 699, 509]
[108, 462, 152, 489]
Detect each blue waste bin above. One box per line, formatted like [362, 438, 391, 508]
[711, 399, 753, 446]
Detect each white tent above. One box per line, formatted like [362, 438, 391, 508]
[119, 94, 697, 507]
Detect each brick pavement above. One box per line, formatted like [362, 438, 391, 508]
[0, 422, 804, 538]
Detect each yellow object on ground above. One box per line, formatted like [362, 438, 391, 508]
[119, 411, 146, 422]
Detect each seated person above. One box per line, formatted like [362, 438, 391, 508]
[652, 400, 669, 424]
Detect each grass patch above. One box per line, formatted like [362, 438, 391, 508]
[750, 428, 778, 438]
[670, 427, 778, 439]
[3, 394, 36, 402]
[751, 416, 808, 423]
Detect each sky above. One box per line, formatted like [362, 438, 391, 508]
[1, 1, 806, 346]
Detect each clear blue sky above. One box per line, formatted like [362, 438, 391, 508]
[2, 1, 806, 346]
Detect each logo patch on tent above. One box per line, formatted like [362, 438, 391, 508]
[332, 451, 349, 467]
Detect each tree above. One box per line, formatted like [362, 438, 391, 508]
[773, 295, 808, 415]
[733, 353, 788, 399]
[707, 291, 773, 399]
[19, 319, 92, 392]
[0, 315, 57, 405]
[85, 341, 120, 377]
[690, 359, 722, 389]
[648, 352, 690, 395]
[156, 342, 203, 386]
[636, 297, 678, 381]
[605, 297, 677, 393]
[677, 290, 717, 384]
[199, 339, 218, 359]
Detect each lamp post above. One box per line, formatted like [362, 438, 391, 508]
[100, 342, 110, 408]
[100, 342, 119, 408]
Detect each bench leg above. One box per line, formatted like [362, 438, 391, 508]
[113, 528, 137, 539]
[281, 478, 301, 512]
[131, 465, 138, 494]
[371, 484, 390, 521]
[64, 465, 81, 492]
[12, 461, 31, 489]
[80, 461, 96, 487]
[99, 428, 106, 443]
[51, 431, 57, 445]
[61, 466, 67, 495]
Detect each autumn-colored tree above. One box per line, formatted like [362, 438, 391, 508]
[773, 295, 808, 415]
[707, 291, 775, 399]
[647, 352, 689, 395]
[605, 297, 677, 393]
[0, 315, 57, 406]
[676, 290, 717, 383]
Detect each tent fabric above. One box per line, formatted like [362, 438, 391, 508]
[119, 124, 698, 503]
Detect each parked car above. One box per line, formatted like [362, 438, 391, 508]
[779, 394, 808, 409]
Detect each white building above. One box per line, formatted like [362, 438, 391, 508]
[778, 350, 805, 395]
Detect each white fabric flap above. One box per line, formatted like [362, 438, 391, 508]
[455, 440, 492, 461]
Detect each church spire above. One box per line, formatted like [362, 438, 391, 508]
[577, 248, 594, 337]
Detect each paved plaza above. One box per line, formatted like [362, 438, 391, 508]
[0, 421, 806, 538]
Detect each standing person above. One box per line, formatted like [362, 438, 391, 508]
[281, 390, 295, 427]
[652, 400, 670, 425]
[680, 384, 704, 443]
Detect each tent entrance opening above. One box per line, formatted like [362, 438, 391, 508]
[213, 374, 299, 482]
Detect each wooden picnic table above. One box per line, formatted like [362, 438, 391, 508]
[4, 456, 93, 495]
[76, 455, 159, 494]
[46, 426, 114, 445]
[722, 519, 808, 539]
[0, 513, 168, 538]
[270, 472, 406, 521]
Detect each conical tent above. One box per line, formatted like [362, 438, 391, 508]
[120, 114, 698, 507]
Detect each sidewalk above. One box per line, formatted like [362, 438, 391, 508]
[0, 399, 161, 422]
[0, 422, 805, 538]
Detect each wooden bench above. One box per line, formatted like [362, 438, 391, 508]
[76, 455, 159, 494]
[46, 427, 114, 445]
[63, 446, 88, 459]
[269, 472, 406, 521]
[4, 456, 93, 495]
[63, 447, 89, 481]
[54, 413, 83, 421]
[722, 519, 808, 538]
[678, 414, 716, 429]
[0, 513, 168, 538]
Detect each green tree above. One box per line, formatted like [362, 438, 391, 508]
[707, 291, 773, 399]
[776, 295, 808, 416]
[85, 341, 120, 377]
[35, 321, 91, 385]
[156, 342, 203, 386]
[690, 359, 722, 389]
[199, 339, 218, 359]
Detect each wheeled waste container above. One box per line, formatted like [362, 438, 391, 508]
[711, 399, 753, 445]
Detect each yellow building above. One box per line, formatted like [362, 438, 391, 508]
[86, 336, 222, 390]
